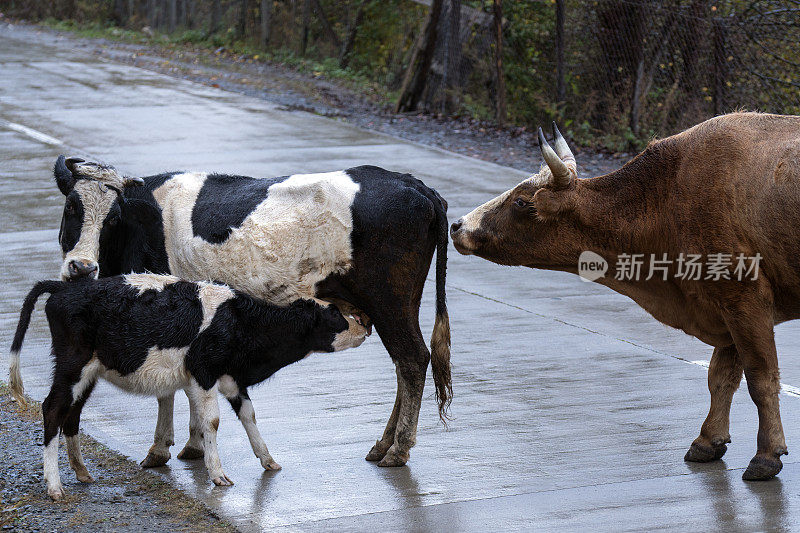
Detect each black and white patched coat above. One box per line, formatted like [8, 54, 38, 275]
[53, 157, 451, 469]
[9, 273, 367, 499]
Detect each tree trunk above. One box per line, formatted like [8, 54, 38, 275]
[340, 0, 367, 69]
[168, 0, 177, 31]
[713, 17, 727, 115]
[210, 0, 221, 34]
[300, 0, 311, 56]
[555, 0, 565, 106]
[395, 0, 445, 113]
[443, 0, 462, 108]
[310, 0, 341, 49]
[261, 0, 272, 47]
[239, 0, 248, 37]
[493, 0, 506, 126]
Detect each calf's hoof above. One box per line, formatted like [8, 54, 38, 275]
[684, 441, 728, 463]
[365, 440, 392, 462]
[48, 486, 65, 501]
[76, 472, 94, 483]
[260, 457, 282, 471]
[212, 474, 234, 486]
[140, 452, 170, 468]
[377, 446, 409, 467]
[177, 446, 204, 460]
[742, 454, 784, 481]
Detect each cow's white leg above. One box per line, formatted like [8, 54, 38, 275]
[238, 396, 281, 471]
[187, 382, 232, 486]
[142, 394, 175, 467]
[43, 438, 64, 500]
[217, 376, 280, 471]
[177, 392, 205, 460]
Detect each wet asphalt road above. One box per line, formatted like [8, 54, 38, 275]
[3, 23, 800, 532]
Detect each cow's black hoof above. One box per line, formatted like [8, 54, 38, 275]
[176, 446, 204, 460]
[742, 455, 783, 481]
[365, 440, 391, 462]
[684, 442, 727, 463]
[140, 452, 170, 468]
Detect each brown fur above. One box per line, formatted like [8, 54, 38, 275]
[452, 112, 800, 480]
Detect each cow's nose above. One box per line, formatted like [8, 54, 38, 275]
[450, 218, 464, 235]
[68, 260, 98, 279]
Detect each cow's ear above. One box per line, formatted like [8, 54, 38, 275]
[54, 155, 77, 196]
[121, 198, 162, 227]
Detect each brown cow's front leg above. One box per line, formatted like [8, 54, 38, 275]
[724, 296, 788, 480]
[685, 344, 743, 463]
[366, 369, 403, 462]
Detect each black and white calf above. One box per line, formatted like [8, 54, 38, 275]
[53, 156, 451, 468]
[8, 274, 367, 500]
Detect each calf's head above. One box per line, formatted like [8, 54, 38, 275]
[450, 124, 585, 269]
[55, 156, 144, 281]
[309, 300, 369, 352]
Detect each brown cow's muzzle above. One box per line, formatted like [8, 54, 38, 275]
[450, 218, 474, 255]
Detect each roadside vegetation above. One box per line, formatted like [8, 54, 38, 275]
[2, 1, 799, 150]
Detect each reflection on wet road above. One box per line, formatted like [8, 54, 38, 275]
[2, 23, 800, 531]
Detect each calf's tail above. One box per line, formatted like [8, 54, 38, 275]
[9, 281, 65, 405]
[429, 189, 452, 422]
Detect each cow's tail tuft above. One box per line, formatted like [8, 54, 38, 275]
[429, 189, 452, 423]
[9, 281, 65, 405]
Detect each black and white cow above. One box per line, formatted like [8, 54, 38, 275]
[9, 274, 368, 500]
[52, 156, 451, 468]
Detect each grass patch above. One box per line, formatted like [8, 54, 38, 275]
[38, 17, 393, 106]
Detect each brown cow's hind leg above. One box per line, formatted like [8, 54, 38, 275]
[685, 344, 742, 462]
[724, 299, 787, 480]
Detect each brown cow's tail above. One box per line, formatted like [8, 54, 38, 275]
[429, 189, 452, 422]
[9, 280, 65, 405]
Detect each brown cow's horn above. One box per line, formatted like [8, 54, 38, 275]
[552, 122, 576, 166]
[538, 127, 572, 189]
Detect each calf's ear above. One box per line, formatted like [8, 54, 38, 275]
[54, 155, 77, 196]
[121, 198, 162, 227]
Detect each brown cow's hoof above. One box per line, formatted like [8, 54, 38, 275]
[176, 446, 204, 460]
[742, 455, 783, 481]
[365, 440, 391, 462]
[684, 442, 728, 463]
[140, 452, 170, 468]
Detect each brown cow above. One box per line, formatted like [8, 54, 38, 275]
[450, 112, 800, 480]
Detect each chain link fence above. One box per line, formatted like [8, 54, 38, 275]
[3, 0, 799, 147]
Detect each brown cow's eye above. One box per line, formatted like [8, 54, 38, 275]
[514, 198, 527, 208]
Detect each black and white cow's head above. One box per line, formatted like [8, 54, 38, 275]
[55, 155, 145, 281]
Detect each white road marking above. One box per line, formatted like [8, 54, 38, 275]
[2, 120, 63, 145]
[446, 280, 800, 401]
[690, 360, 800, 399]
